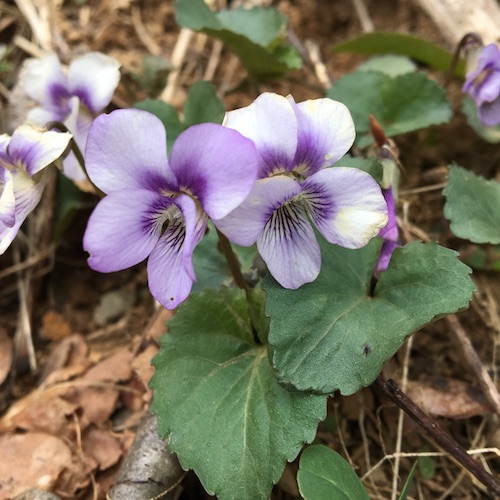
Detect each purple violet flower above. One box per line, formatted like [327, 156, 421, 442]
[83, 109, 259, 309]
[21, 52, 120, 182]
[374, 187, 399, 277]
[463, 43, 500, 126]
[214, 93, 388, 289]
[0, 125, 72, 254]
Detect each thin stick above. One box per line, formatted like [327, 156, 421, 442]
[446, 314, 500, 415]
[377, 375, 500, 497]
[391, 336, 413, 500]
[350, 0, 374, 32]
[216, 228, 248, 290]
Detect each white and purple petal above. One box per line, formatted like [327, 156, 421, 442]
[289, 96, 355, 176]
[0, 169, 48, 255]
[302, 167, 388, 249]
[21, 53, 67, 108]
[223, 92, 298, 177]
[83, 189, 172, 272]
[85, 109, 177, 194]
[7, 125, 71, 176]
[147, 195, 204, 309]
[478, 96, 500, 126]
[67, 52, 120, 114]
[0, 167, 15, 228]
[169, 123, 259, 220]
[214, 175, 302, 246]
[257, 200, 320, 289]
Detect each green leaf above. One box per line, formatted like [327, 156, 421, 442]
[265, 239, 474, 395]
[399, 459, 418, 500]
[175, 0, 301, 77]
[133, 99, 184, 152]
[358, 55, 417, 77]
[184, 81, 225, 126]
[444, 164, 500, 244]
[418, 454, 436, 479]
[297, 445, 370, 500]
[150, 288, 326, 500]
[332, 32, 465, 76]
[327, 71, 452, 147]
[461, 95, 500, 143]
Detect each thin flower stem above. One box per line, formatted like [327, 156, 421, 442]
[45, 121, 103, 196]
[445, 32, 483, 87]
[377, 374, 500, 497]
[216, 228, 249, 291]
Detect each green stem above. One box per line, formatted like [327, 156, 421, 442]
[216, 228, 249, 291]
[45, 121, 103, 196]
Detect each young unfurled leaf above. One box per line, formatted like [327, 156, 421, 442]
[444, 164, 500, 244]
[265, 239, 474, 395]
[150, 288, 326, 500]
[327, 71, 452, 147]
[175, 0, 301, 78]
[297, 445, 370, 500]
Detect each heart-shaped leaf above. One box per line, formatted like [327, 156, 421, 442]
[444, 164, 500, 244]
[175, 0, 301, 78]
[150, 287, 326, 500]
[297, 445, 369, 500]
[327, 71, 452, 147]
[265, 239, 474, 395]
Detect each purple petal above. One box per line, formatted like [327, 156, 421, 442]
[257, 200, 320, 289]
[477, 71, 500, 102]
[0, 168, 15, 227]
[302, 167, 388, 248]
[147, 195, 205, 309]
[85, 109, 177, 194]
[83, 189, 171, 272]
[223, 93, 298, 177]
[378, 188, 398, 241]
[68, 52, 120, 114]
[0, 169, 47, 255]
[289, 96, 355, 176]
[21, 53, 67, 107]
[169, 123, 259, 220]
[374, 240, 399, 277]
[478, 96, 500, 126]
[7, 125, 71, 176]
[214, 175, 301, 246]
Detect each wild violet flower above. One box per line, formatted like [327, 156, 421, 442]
[214, 93, 388, 289]
[21, 52, 120, 182]
[83, 109, 259, 309]
[0, 125, 72, 254]
[463, 43, 500, 126]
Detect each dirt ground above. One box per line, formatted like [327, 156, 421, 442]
[0, 0, 499, 499]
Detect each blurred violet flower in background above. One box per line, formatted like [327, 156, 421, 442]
[21, 52, 120, 183]
[463, 43, 500, 126]
[215, 92, 388, 289]
[0, 125, 71, 254]
[83, 109, 259, 309]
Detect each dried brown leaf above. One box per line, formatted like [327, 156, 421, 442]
[82, 425, 123, 471]
[407, 377, 493, 419]
[41, 310, 72, 341]
[0, 432, 75, 499]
